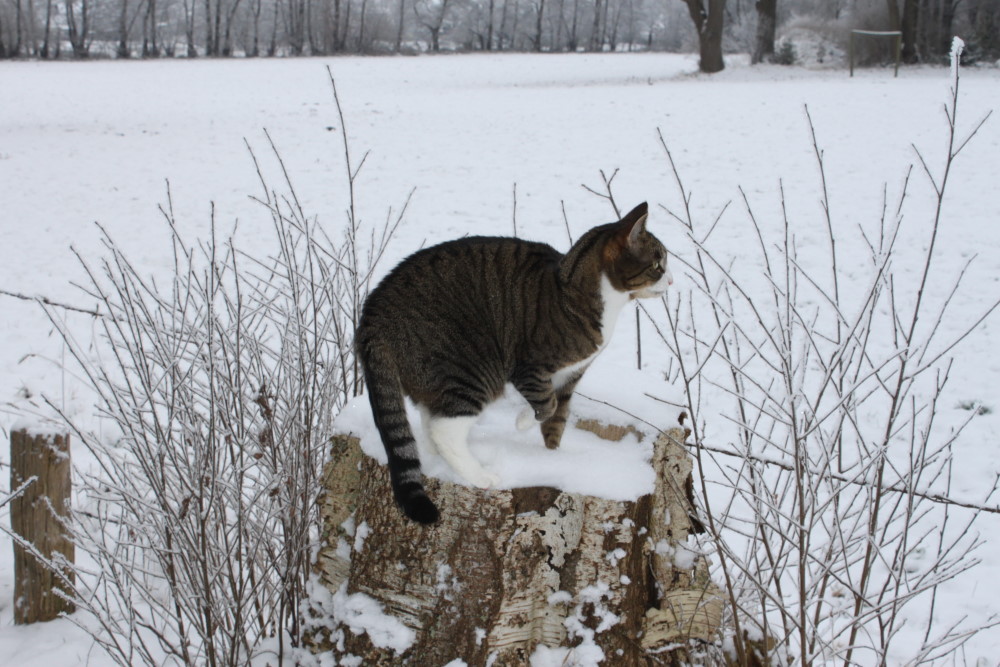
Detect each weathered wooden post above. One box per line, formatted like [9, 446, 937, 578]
[10, 427, 75, 624]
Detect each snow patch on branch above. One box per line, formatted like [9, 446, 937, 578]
[950, 36, 965, 80]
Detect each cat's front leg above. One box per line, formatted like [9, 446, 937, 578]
[540, 377, 580, 449]
[512, 370, 557, 429]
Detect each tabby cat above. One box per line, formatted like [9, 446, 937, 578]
[356, 202, 672, 524]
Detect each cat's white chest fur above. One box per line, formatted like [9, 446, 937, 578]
[551, 275, 631, 389]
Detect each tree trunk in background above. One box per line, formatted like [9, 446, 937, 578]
[65, 0, 90, 57]
[751, 0, 775, 63]
[332, 0, 342, 50]
[510, 0, 519, 49]
[358, 0, 368, 51]
[182, 0, 198, 56]
[268, 0, 278, 53]
[144, 0, 159, 56]
[553, 0, 563, 49]
[889, 0, 919, 63]
[533, 0, 544, 50]
[340, 0, 351, 50]
[312, 423, 728, 665]
[24, 0, 36, 55]
[249, 0, 262, 56]
[486, 0, 495, 49]
[938, 0, 957, 56]
[395, 0, 405, 50]
[589, 0, 601, 50]
[901, 0, 918, 62]
[116, 0, 129, 57]
[203, 0, 215, 53]
[13, 0, 25, 56]
[40, 0, 53, 57]
[680, 0, 726, 73]
[567, 0, 579, 50]
[886, 0, 900, 30]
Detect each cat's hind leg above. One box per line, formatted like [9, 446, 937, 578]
[427, 415, 500, 489]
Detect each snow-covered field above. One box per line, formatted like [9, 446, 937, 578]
[1, 53, 998, 664]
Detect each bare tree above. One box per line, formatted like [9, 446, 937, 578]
[566, 0, 580, 49]
[414, 0, 453, 50]
[143, 0, 159, 56]
[180, 0, 198, 55]
[678, 0, 726, 72]
[39, 0, 53, 56]
[33, 75, 409, 667]
[245, 0, 264, 55]
[284, 0, 307, 53]
[654, 49, 997, 663]
[532, 0, 543, 49]
[751, 0, 775, 63]
[64, 0, 90, 56]
[395, 0, 406, 48]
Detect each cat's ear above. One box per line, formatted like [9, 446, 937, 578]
[620, 202, 649, 249]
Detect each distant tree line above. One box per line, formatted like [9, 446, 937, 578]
[0, 0, 996, 70]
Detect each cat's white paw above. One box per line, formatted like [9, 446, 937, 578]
[516, 407, 537, 431]
[469, 469, 501, 490]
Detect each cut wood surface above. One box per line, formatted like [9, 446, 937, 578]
[313, 420, 726, 665]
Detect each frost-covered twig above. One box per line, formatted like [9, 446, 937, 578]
[0, 287, 104, 317]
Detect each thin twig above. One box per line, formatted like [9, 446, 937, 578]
[0, 287, 103, 317]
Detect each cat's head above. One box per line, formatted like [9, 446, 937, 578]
[602, 202, 673, 299]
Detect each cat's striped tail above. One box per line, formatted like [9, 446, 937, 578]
[358, 342, 440, 524]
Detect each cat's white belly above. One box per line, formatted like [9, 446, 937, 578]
[552, 275, 631, 389]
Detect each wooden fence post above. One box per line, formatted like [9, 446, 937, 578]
[10, 427, 75, 624]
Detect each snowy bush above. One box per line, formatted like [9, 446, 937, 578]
[654, 46, 998, 664]
[36, 79, 406, 666]
[777, 15, 848, 67]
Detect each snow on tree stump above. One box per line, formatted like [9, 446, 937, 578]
[312, 421, 725, 665]
[10, 427, 75, 624]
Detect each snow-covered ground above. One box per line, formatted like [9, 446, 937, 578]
[1, 53, 998, 664]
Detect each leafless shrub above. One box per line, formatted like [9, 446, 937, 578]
[34, 76, 407, 665]
[651, 46, 998, 664]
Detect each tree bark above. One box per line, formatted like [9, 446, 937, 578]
[751, 0, 775, 64]
[312, 422, 726, 664]
[10, 428, 75, 624]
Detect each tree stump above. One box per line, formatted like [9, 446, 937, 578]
[10, 427, 75, 624]
[312, 421, 725, 665]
